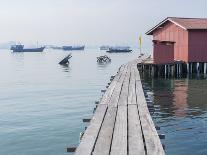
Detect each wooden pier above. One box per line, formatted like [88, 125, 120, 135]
[73, 60, 165, 155]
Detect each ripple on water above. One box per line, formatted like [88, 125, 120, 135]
[142, 77, 207, 155]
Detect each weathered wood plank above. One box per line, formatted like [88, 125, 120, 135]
[75, 60, 165, 155]
[100, 65, 126, 105]
[133, 65, 141, 81]
[110, 106, 127, 155]
[135, 79, 165, 155]
[92, 66, 128, 155]
[118, 66, 130, 106]
[128, 105, 145, 155]
[75, 104, 108, 155]
[92, 107, 117, 155]
[109, 65, 128, 107]
[128, 67, 136, 105]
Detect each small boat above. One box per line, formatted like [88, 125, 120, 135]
[97, 55, 111, 63]
[106, 47, 132, 53]
[59, 53, 72, 65]
[62, 46, 85, 51]
[100, 46, 111, 50]
[11, 44, 45, 52]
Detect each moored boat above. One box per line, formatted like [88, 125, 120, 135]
[97, 55, 111, 63]
[106, 47, 132, 53]
[10, 45, 45, 52]
[62, 46, 85, 51]
[100, 46, 111, 50]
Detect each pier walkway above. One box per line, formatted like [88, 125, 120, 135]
[75, 60, 165, 155]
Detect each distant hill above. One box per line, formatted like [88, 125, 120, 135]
[0, 41, 16, 49]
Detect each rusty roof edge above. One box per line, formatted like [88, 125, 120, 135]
[145, 17, 169, 35]
[146, 17, 188, 35]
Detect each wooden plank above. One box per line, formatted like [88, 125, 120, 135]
[100, 65, 126, 105]
[109, 65, 128, 107]
[128, 105, 145, 155]
[92, 107, 117, 155]
[133, 65, 141, 81]
[75, 60, 165, 155]
[118, 66, 130, 106]
[135, 79, 165, 155]
[110, 106, 127, 155]
[134, 80, 145, 104]
[128, 67, 136, 105]
[75, 104, 108, 155]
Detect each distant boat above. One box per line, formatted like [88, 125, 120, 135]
[62, 46, 85, 51]
[10, 45, 45, 52]
[106, 47, 132, 53]
[100, 46, 111, 50]
[51, 46, 63, 50]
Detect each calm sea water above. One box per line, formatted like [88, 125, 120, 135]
[141, 75, 207, 155]
[0, 49, 206, 155]
[0, 48, 139, 155]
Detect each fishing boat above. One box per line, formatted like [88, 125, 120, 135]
[106, 46, 132, 53]
[62, 46, 85, 51]
[100, 45, 111, 50]
[59, 53, 72, 65]
[10, 44, 45, 52]
[97, 55, 111, 63]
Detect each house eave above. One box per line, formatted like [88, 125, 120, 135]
[146, 17, 187, 35]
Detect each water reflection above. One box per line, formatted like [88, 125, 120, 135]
[96, 62, 111, 69]
[141, 74, 207, 155]
[59, 63, 71, 73]
[172, 80, 188, 117]
[145, 77, 207, 118]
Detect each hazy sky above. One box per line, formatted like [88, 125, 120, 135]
[0, 0, 207, 49]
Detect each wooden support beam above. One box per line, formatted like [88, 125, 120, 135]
[159, 134, 165, 139]
[162, 144, 166, 150]
[82, 119, 91, 123]
[156, 126, 160, 130]
[204, 63, 207, 74]
[67, 146, 76, 152]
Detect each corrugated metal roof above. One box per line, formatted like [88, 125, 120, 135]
[146, 17, 207, 35]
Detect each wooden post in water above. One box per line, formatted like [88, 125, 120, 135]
[149, 65, 151, 76]
[164, 65, 167, 78]
[168, 65, 170, 77]
[196, 62, 200, 74]
[176, 64, 179, 77]
[187, 63, 189, 74]
[171, 65, 174, 77]
[204, 62, 207, 74]
[179, 63, 181, 76]
[151, 65, 154, 77]
[190, 63, 193, 74]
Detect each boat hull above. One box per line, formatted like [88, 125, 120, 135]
[106, 49, 132, 53]
[62, 46, 85, 51]
[12, 47, 45, 52]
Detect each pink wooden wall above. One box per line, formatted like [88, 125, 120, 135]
[153, 42, 174, 64]
[188, 30, 207, 62]
[153, 21, 188, 63]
